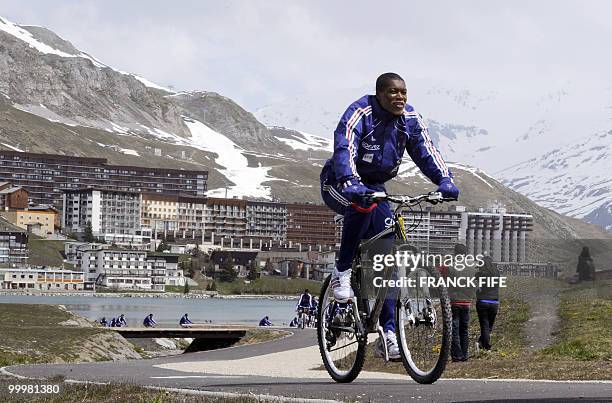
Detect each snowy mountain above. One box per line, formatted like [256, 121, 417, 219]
[0, 15, 609, 240]
[498, 130, 612, 231]
[255, 78, 612, 231]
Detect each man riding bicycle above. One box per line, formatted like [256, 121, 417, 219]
[320, 72, 459, 360]
[296, 289, 315, 327]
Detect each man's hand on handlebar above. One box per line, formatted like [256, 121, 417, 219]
[341, 179, 375, 205]
[436, 177, 459, 200]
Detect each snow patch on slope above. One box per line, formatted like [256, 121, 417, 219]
[447, 163, 496, 189]
[131, 75, 172, 92]
[119, 148, 139, 156]
[271, 126, 332, 152]
[1, 143, 24, 152]
[183, 117, 273, 199]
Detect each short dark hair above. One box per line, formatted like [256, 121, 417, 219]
[376, 72, 404, 92]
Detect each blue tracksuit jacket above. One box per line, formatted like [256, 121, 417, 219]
[321, 94, 452, 209]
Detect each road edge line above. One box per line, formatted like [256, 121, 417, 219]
[2, 366, 341, 403]
[441, 377, 612, 384]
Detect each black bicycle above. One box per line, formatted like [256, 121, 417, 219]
[317, 191, 453, 384]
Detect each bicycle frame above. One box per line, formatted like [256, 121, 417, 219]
[353, 207, 408, 334]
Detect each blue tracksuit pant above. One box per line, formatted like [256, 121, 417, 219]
[321, 180, 396, 333]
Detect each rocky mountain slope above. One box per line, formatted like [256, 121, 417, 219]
[0, 15, 609, 244]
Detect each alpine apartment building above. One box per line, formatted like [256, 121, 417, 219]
[142, 194, 288, 241]
[0, 150, 208, 207]
[286, 203, 341, 248]
[62, 188, 150, 245]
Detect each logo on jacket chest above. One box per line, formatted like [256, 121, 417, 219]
[361, 142, 380, 151]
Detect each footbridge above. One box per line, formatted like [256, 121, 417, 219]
[110, 326, 249, 352]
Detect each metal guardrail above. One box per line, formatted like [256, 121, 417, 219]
[495, 262, 561, 278]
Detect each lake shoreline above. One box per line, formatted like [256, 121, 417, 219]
[0, 290, 299, 300]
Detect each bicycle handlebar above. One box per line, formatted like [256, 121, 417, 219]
[364, 191, 457, 206]
[351, 191, 456, 213]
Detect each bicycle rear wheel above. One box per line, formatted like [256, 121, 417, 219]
[317, 275, 366, 383]
[395, 266, 451, 384]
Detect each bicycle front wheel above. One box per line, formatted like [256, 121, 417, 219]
[316, 275, 366, 383]
[395, 266, 451, 384]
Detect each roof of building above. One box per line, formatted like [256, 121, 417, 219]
[0, 186, 25, 194]
[147, 252, 180, 263]
[210, 250, 258, 262]
[0, 216, 26, 233]
[62, 187, 141, 195]
[0, 150, 208, 175]
[26, 204, 59, 213]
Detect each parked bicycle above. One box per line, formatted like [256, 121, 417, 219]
[317, 191, 453, 384]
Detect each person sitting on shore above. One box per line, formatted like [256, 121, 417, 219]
[259, 316, 272, 327]
[117, 314, 128, 327]
[99, 317, 108, 327]
[289, 317, 299, 327]
[143, 313, 157, 328]
[109, 317, 117, 327]
[179, 313, 193, 327]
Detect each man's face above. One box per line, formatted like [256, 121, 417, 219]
[376, 79, 407, 116]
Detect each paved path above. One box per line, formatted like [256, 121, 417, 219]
[4, 328, 611, 402]
[524, 287, 561, 351]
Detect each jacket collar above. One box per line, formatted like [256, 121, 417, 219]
[371, 95, 396, 122]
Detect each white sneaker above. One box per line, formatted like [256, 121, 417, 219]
[330, 269, 354, 301]
[374, 330, 401, 360]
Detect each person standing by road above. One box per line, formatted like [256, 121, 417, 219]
[576, 246, 595, 282]
[475, 255, 500, 351]
[446, 244, 477, 362]
[320, 72, 459, 359]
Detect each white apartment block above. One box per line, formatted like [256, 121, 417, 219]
[62, 188, 151, 246]
[403, 208, 463, 254]
[148, 253, 185, 286]
[71, 244, 181, 291]
[0, 267, 85, 291]
[0, 217, 28, 266]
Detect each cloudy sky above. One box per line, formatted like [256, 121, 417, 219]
[1, 0, 611, 111]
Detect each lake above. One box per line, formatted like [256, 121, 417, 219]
[0, 294, 298, 327]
